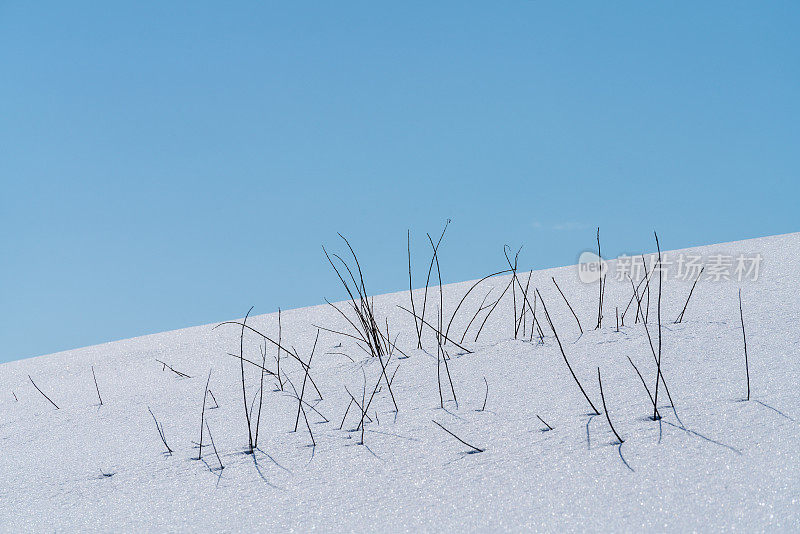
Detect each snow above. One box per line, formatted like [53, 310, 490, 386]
[1, 232, 799, 532]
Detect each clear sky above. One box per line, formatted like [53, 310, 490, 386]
[1, 2, 798, 363]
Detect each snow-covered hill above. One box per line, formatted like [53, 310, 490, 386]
[2, 232, 799, 532]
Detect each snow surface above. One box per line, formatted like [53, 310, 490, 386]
[2, 233, 799, 532]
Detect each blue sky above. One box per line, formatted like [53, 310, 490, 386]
[1, 2, 798, 363]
